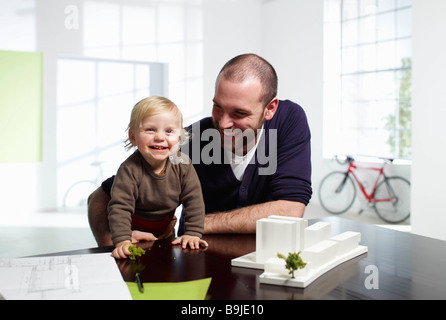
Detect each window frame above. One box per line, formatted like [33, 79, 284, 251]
[323, 0, 413, 160]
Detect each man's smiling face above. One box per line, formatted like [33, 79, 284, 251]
[212, 77, 270, 155]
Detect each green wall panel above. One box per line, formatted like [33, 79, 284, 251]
[0, 50, 43, 163]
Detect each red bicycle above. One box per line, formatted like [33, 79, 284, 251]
[318, 155, 411, 224]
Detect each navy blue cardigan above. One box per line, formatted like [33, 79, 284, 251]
[182, 99, 312, 212]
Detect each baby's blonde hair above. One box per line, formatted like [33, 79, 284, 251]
[124, 96, 189, 150]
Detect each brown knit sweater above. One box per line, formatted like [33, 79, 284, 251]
[108, 150, 205, 245]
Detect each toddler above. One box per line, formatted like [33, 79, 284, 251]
[108, 96, 207, 259]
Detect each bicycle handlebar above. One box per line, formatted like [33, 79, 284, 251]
[379, 157, 394, 164]
[334, 155, 354, 165]
[334, 155, 395, 165]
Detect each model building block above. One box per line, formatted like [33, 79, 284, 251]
[232, 216, 309, 269]
[300, 240, 338, 270]
[329, 231, 361, 256]
[304, 221, 331, 249]
[269, 215, 308, 252]
[256, 218, 297, 263]
[231, 216, 368, 288]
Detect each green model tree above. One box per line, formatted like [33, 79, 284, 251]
[129, 245, 146, 261]
[277, 252, 307, 279]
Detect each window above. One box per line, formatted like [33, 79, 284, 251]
[57, 0, 204, 208]
[323, 0, 412, 160]
[83, 0, 203, 125]
[57, 56, 167, 207]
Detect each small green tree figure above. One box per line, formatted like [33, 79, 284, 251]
[277, 251, 307, 279]
[129, 245, 146, 261]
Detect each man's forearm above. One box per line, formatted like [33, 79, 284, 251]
[203, 200, 306, 234]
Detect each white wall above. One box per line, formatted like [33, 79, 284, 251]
[411, 0, 446, 241]
[202, 0, 262, 114]
[203, 0, 328, 203]
[36, 0, 84, 210]
[0, 0, 60, 214]
[261, 0, 325, 193]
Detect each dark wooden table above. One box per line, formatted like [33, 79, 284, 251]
[52, 216, 446, 300]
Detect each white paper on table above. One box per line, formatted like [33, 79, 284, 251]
[0, 252, 131, 300]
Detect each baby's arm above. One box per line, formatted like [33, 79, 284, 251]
[172, 235, 208, 249]
[179, 160, 206, 238]
[108, 161, 139, 256]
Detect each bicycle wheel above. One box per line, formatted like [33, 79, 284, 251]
[373, 176, 411, 224]
[318, 171, 356, 214]
[63, 180, 98, 208]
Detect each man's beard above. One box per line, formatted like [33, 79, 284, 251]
[213, 120, 264, 156]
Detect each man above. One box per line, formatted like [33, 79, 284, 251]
[88, 53, 312, 246]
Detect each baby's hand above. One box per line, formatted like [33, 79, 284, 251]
[112, 240, 132, 259]
[172, 235, 208, 249]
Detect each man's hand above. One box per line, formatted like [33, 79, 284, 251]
[131, 230, 158, 243]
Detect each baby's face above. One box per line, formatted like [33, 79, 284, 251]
[129, 111, 181, 168]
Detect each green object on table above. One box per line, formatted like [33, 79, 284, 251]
[128, 245, 145, 261]
[126, 277, 212, 300]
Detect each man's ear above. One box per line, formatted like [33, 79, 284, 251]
[264, 98, 279, 121]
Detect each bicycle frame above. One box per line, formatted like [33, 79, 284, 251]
[347, 161, 394, 203]
[319, 155, 410, 223]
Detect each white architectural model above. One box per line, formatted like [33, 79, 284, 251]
[231, 216, 368, 288]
